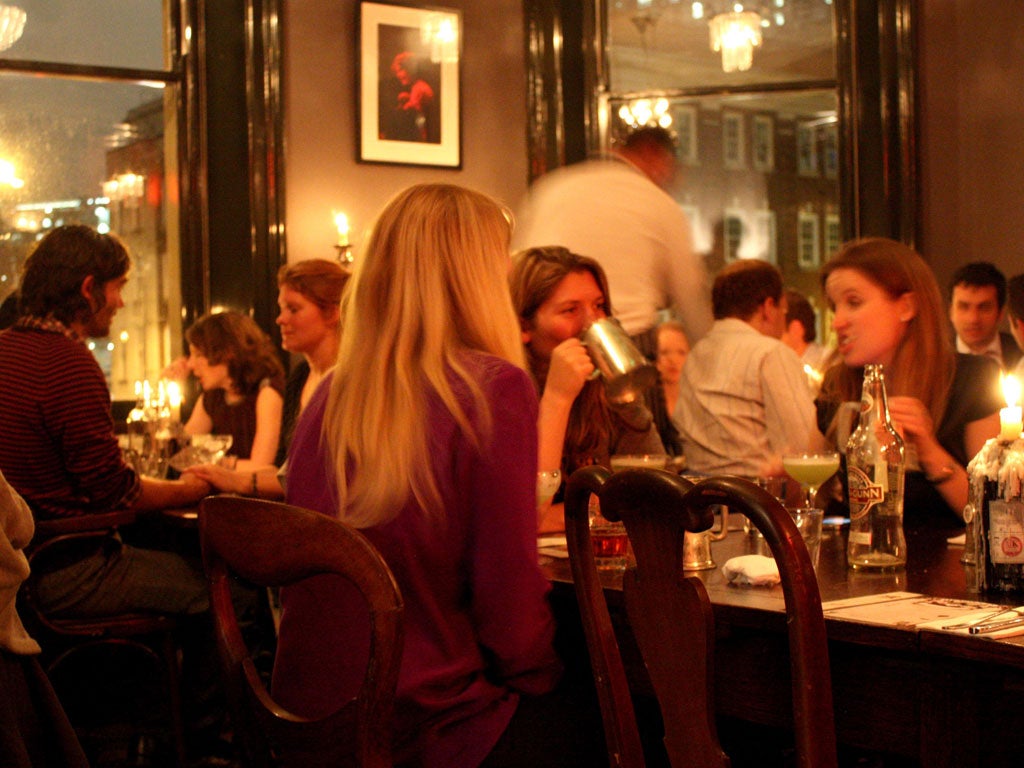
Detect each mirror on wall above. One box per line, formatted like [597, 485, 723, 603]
[602, 0, 839, 309]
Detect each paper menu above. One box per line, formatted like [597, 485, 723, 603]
[822, 592, 1009, 632]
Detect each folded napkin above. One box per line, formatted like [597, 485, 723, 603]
[722, 555, 780, 586]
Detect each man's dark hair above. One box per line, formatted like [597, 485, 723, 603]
[621, 126, 676, 157]
[18, 225, 131, 326]
[949, 261, 1007, 309]
[1007, 274, 1024, 322]
[784, 288, 817, 343]
[712, 259, 783, 320]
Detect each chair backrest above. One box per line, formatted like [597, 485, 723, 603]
[565, 467, 837, 768]
[199, 495, 404, 768]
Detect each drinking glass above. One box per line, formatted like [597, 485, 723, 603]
[590, 455, 669, 570]
[782, 452, 840, 508]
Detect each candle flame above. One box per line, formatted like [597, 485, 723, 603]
[166, 380, 182, 408]
[1003, 373, 1021, 408]
[333, 211, 350, 246]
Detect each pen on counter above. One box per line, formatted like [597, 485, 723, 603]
[969, 615, 1024, 634]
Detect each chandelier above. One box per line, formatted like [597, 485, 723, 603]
[0, 4, 26, 53]
[618, 98, 672, 130]
[420, 12, 459, 64]
[708, 10, 763, 73]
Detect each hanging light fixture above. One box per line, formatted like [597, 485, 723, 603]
[0, 4, 26, 53]
[420, 12, 459, 64]
[708, 9, 763, 73]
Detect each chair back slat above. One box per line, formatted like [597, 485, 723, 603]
[565, 467, 837, 768]
[200, 495, 404, 768]
[563, 465, 645, 768]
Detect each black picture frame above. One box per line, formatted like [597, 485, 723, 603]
[358, 1, 462, 168]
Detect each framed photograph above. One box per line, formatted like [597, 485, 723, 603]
[358, 2, 461, 168]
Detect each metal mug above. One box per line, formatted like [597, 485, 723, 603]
[580, 317, 658, 404]
[683, 504, 730, 571]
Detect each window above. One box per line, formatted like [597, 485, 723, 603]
[754, 210, 777, 264]
[0, 1, 181, 400]
[825, 213, 842, 259]
[674, 105, 699, 166]
[722, 112, 745, 170]
[753, 115, 775, 172]
[797, 123, 819, 177]
[723, 210, 744, 262]
[798, 211, 821, 270]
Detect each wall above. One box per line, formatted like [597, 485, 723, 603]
[918, 3, 1024, 291]
[284, 0, 527, 263]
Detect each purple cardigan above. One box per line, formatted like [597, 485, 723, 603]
[273, 353, 560, 767]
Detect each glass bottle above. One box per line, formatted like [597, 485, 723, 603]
[846, 364, 907, 570]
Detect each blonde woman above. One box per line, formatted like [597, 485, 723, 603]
[272, 185, 588, 767]
[818, 238, 1000, 529]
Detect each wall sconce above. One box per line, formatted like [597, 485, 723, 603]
[333, 211, 353, 265]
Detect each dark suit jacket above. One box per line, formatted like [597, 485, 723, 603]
[1001, 331, 1022, 371]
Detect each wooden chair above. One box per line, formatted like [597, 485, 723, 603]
[18, 510, 187, 766]
[199, 495, 404, 768]
[564, 467, 837, 768]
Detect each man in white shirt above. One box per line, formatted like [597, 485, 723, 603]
[673, 260, 818, 477]
[513, 126, 713, 358]
[949, 262, 1022, 371]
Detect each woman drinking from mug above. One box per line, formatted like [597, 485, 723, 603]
[509, 246, 663, 533]
[817, 238, 1000, 531]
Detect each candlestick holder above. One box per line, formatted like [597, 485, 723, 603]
[334, 243, 353, 265]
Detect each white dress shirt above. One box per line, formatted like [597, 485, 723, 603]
[513, 156, 713, 344]
[673, 318, 817, 476]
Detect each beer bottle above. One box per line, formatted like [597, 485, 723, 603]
[846, 364, 907, 569]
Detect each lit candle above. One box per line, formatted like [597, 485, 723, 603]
[334, 211, 350, 247]
[166, 379, 183, 424]
[1000, 373, 1022, 442]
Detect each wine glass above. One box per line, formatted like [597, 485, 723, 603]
[782, 451, 840, 508]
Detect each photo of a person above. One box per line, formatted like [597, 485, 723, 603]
[377, 27, 441, 144]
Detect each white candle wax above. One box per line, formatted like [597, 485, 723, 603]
[1000, 406, 1022, 442]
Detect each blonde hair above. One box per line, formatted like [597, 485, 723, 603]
[322, 184, 525, 527]
[820, 237, 954, 426]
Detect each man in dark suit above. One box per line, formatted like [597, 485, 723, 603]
[949, 261, 1022, 371]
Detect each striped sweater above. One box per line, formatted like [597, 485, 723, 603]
[0, 321, 140, 520]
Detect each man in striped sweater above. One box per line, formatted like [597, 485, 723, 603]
[0, 225, 212, 619]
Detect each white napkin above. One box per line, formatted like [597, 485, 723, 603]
[722, 555, 781, 586]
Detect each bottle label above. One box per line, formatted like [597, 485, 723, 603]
[988, 500, 1024, 564]
[847, 465, 884, 520]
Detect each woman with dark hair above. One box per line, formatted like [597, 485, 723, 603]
[509, 245, 663, 533]
[186, 260, 348, 497]
[818, 237, 1000, 529]
[180, 311, 285, 469]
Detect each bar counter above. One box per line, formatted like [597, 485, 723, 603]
[540, 522, 1024, 767]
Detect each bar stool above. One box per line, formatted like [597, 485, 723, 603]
[18, 510, 187, 767]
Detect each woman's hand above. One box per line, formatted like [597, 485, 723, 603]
[887, 396, 940, 458]
[184, 463, 248, 494]
[162, 356, 190, 381]
[543, 338, 594, 405]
